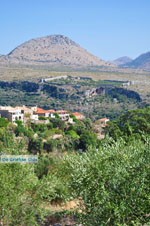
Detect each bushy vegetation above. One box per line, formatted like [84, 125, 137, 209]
[62, 137, 150, 225]
[1, 107, 150, 225]
[106, 106, 150, 141]
[0, 79, 142, 120]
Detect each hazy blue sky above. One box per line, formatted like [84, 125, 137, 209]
[0, 0, 150, 61]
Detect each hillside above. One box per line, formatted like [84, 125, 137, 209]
[0, 35, 112, 68]
[1, 106, 150, 225]
[123, 51, 150, 71]
[0, 78, 142, 120]
[112, 56, 132, 66]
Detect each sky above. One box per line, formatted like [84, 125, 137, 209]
[0, 0, 150, 61]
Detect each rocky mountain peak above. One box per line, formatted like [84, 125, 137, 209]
[0, 35, 112, 67]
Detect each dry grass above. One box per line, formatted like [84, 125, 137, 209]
[0, 64, 150, 104]
[41, 199, 84, 213]
[0, 64, 150, 82]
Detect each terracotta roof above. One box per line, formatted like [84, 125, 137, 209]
[56, 110, 68, 114]
[35, 107, 49, 114]
[48, 109, 55, 113]
[72, 112, 84, 116]
[99, 118, 109, 122]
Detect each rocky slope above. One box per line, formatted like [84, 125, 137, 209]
[112, 56, 132, 66]
[123, 51, 150, 71]
[0, 35, 112, 67]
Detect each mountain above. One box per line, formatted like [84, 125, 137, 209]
[123, 51, 150, 71]
[112, 56, 132, 66]
[0, 35, 112, 68]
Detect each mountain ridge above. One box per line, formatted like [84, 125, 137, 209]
[112, 56, 133, 66]
[0, 35, 113, 68]
[123, 51, 150, 71]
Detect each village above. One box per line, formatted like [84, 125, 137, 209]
[0, 105, 85, 123]
[0, 105, 109, 134]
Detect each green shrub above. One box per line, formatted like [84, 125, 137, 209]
[34, 155, 53, 179]
[106, 107, 150, 141]
[53, 113, 60, 119]
[70, 114, 79, 122]
[50, 118, 66, 131]
[65, 130, 79, 139]
[0, 136, 42, 226]
[28, 137, 43, 154]
[0, 117, 9, 128]
[64, 136, 150, 225]
[78, 130, 97, 151]
[43, 139, 57, 152]
[39, 116, 47, 120]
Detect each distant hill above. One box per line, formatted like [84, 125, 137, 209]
[0, 35, 113, 68]
[112, 56, 132, 66]
[123, 51, 150, 71]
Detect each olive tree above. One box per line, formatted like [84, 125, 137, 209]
[64, 136, 150, 225]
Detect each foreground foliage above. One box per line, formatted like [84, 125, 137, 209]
[1, 107, 150, 225]
[63, 136, 150, 225]
[106, 107, 150, 141]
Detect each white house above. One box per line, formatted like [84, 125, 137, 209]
[56, 110, 70, 120]
[0, 106, 24, 123]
